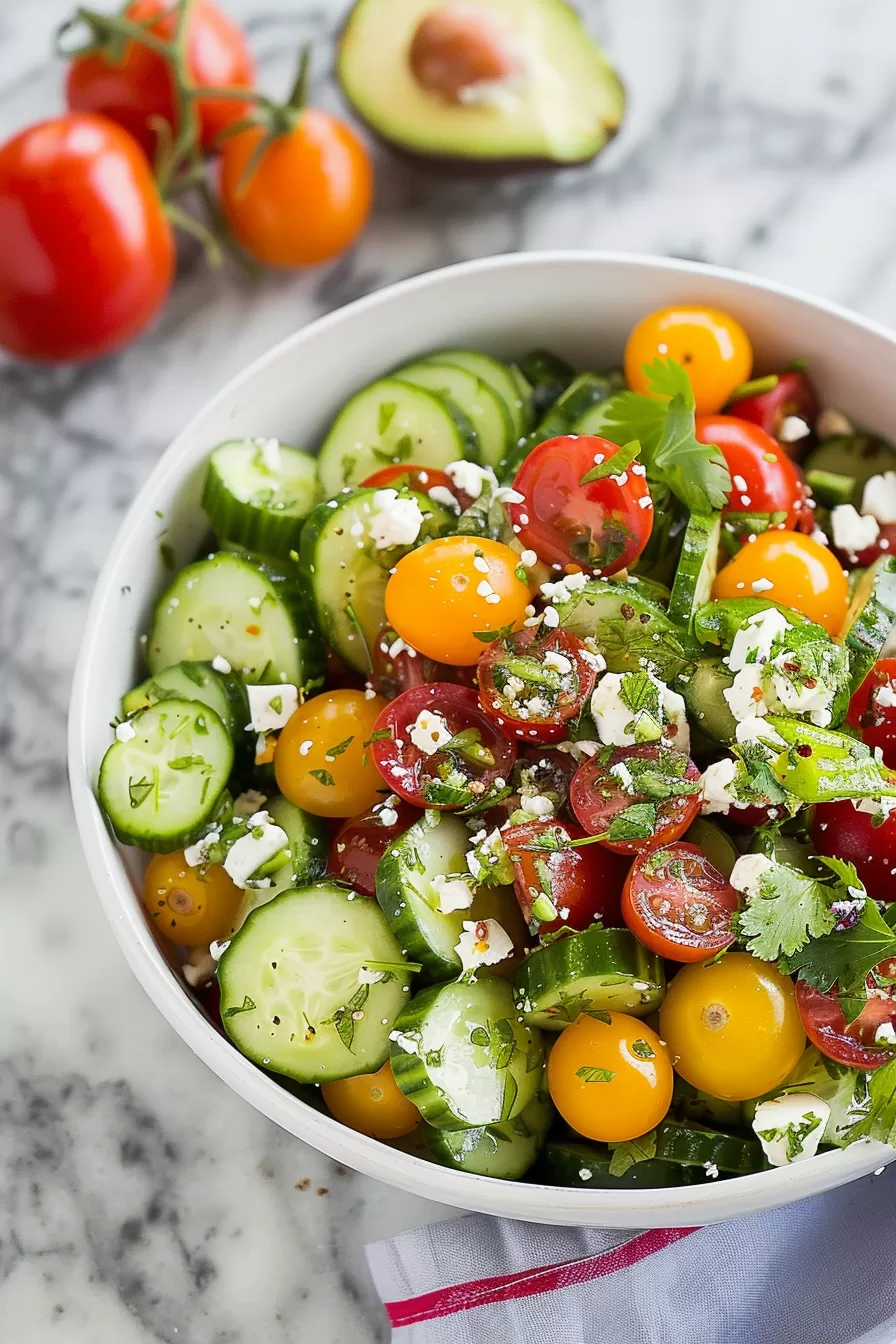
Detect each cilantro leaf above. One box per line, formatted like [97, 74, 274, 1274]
[472, 622, 516, 644]
[579, 439, 642, 486]
[736, 863, 837, 962]
[576, 1065, 616, 1084]
[843, 1056, 896, 1146]
[653, 394, 732, 513]
[605, 801, 658, 843]
[783, 899, 896, 1022]
[607, 1129, 658, 1177]
[643, 357, 696, 407]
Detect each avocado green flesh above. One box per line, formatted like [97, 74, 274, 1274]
[338, 0, 625, 164]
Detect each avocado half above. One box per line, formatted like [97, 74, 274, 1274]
[337, 0, 625, 171]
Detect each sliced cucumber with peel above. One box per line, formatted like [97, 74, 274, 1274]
[202, 439, 320, 557]
[390, 975, 544, 1131]
[669, 512, 721, 632]
[537, 1140, 694, 1189]
[801, 433, 896, 507]
[430, 348, 532, 443]
[423, 1088, 553, 1179]
[837, 554, 896, 691]
[514, 927, 665, 1032]
[230, 795, 329, 932]
[556, 578, 696, 682]
[519, 348, 575, 419]
[218, 882, 413, 1083]
[680, 657, 737, 745]
[653, 1122, 767, 1175]
[122, 660, 247, 742]
[694, 598, 813, 648]
[317, 377, 479, 494]
[394, 359, 514, 468]
[98, 698, 233, 852]
[501, 372, 614, 479]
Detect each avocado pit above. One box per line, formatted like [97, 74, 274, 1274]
[409, 5, 522, 106]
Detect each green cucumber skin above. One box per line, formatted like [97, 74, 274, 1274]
[121, 660, 248, 742]
[839, 555, 896, 691]
[499, 372, 614, 479]
[203, 440, 321, 558]
[694, 598, 813, 648]
[395, 359, 514, 467]
[518, 348, 576, 419]
[430, 348, 533, 441]
[375, 835, 465, 981]
[390, 976, 544, 1131]
[513, 927, 665, 1031]
[680, 657, 737, 745]
[537, 1140, 695, 1189]
[654, 1122, 767, 1175]
[423, 1089, 554, 1180]
[556, 578, 698, 683]
[668, 512, 721, 632]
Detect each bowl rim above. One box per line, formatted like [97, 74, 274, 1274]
[68, 250, 894, 1224]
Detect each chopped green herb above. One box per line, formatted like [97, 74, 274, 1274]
[309, 769, 336, 787]
[326, 736, 354, 759]
[579, 438, 642, 485]
[378, 401, 397, 434]
[223, 995, 256, 1018]
[575, 1066, 616, 1084]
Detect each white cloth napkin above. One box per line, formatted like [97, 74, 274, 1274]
[366, 1166, 896, 1343]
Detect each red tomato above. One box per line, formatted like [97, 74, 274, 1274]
[502, 818, 627, 935]
[515, 744, 579, 801]
[834, 521, 896, 570]
[796, 972, 896, 1070]
[371, 625, 477, 702]
[66, 0, 254, 159]
[847, 659, 896, 768]
[723, 800, 790, 829]
[360, 464, 471, 510]
[370, 683, 517, 810]
[695, 415, 805, 527]
[329, 798, 420, 897]
[0, 114, 174, 362]
[811, 799, 896, 901]
[477, 627, 598, 744]
[622, 842, 739, 962]
[509, 436, 653, 576]
[569, 745, 702, 855]
[727, 371, 819, 458]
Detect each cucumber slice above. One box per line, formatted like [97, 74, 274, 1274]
[668, 512, 722, 632]
[317, 378, 478, 494]
[671, 1078, 744, 1130]
[423, 1089, 553, 1180]
[147, 550, 323, 690]
[122, 660, 247, 742]
[837, 554, 896, 691]
[375, 812, 528, 980]
[680, 657, 737, 745]
[98, 699, 233, 852]
[500, 372, 614, 479]
[682, 818, 738, 878]
[230, 795, 330, 931]
[202, 439, 321, 558]
[694, 598, 813, 648]
[538, 1140, 694, 1189]
[653, 1121, 767, 1175]
[299, 487, 455, 673]
[519, 348, 575, 419]
[430, 348, 533, 442]
[218, 882, 413, 1083]
[513, 927, 665, 1032]
[802, 433, 896, 508]
[390, 975, 544, 1130]
[806, 468, 855, 508]
[556, 578, 696, 683]
[395, 359, 514, 468]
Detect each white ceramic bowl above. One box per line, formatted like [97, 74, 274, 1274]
[70, 252, 895, 1227]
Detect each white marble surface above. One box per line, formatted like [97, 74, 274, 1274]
[5, 0, 896, 1338]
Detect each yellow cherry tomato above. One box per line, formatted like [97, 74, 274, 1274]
[713, 528, 849, 635]
[659, 952, 805, 1101]
[625, 305, 753, 415]
[275, 688, 388, 817]
[385, 536, 531, 665]
[547, 1012, 673, 1143]
[142, 850, 241, 947]
[322, 1061, 420, 1139]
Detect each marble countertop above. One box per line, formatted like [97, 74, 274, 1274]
[5, 0, 896, 1338]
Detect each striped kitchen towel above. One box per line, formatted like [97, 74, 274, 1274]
[366, 1165, 896, 1342]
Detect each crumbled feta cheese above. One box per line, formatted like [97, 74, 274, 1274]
[854, 794, 896, 821]
[874, 1021, 896, 1046]
[445, 460, 496, 500]
[578, 1168, 593, 1181]
[247, 683, 298, 733]
[816, 407, 854, 439]
[358, 966, 386, 985]
[831, 503, 879, 554]
[368, 489, 424, 550]
[520, 549, 538, 568]
[751, 1093, 831, 1166]
[862, 471, 896, 525]
[257, 436, 281, 471]
[115, 720, 137, 742]
[212, 655, 232, 674]
[778, 415, 810, 444]
[389, 1029, 421, 1055]
[428, 484, 460, 512]
[477, 578, 497, 598]
[184, 824, 222, 868]
[465, 827, 506, 882]
[554, 739, 601, 762]
[223, 818, 289, 888]
[732, 474, 748, 493]
[298, 739, 313, 756]
[543, 650, 573, 674]
[455, 918, 514, 973]
[751, 577, 774, 593]
[432, 873, 475, 913]
[209, 938, 231, 961]
[610, 759, 635, 792]
[377, 805, 399, 827]
[408, 708, 452, 754]
[590, 671, 690, 752]
[542, 606, 559, 629]
[703, 1161, 720, 1180]
[730, 852, 775, 899]
[769, 655, 835, 727]
[734, 718, 786, 750]
[875, 682, 896, 709]
[728, 607, 791, 672]
[520, 793, 555, 819]
[540, 571, 588, 605]
[233, 789, 268, 817]
[700, 757, 738, 816]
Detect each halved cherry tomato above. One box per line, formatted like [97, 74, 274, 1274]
[509, 436, 653, 576]
[501, 818, 627, 934]
[329, 797, 420, 897]
[370, 683, 516, 810]
[0, 114, 174, 362]
[477, 627, 598, 743]
[385, 536, 531, 665]
[624, 306, 753, 415]
[360, 464, 471, 510]
[622, 842, 738, 962]
[727, 370, 819, 458]
[847, 658, 896, 768]
[712, 529, 849, 635]
[513, 744, 579, 802]
[371, 624, 477, 702]
[66, 0, 254, 159]
[274, 688, 389, 817]
[322, 1061, 420, 1139]
[548, 1012, 673, 1143]
[811, 799, 896, 901]
[695, 415, 805, 526]
[796, 971, 896, 1071]
[569, 745, 702, 855]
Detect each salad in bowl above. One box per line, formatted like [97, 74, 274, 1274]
[92, 299, 896, 1192]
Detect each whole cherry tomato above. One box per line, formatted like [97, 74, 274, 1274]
[796, 970, 896, 1071]
[569, 745, 702, 854]
[847, 658, 896, 768]
[695, 415, 805, 526]
[322, 1061, 420, 1139]
[274, 688, 388, 817]
[811, 799, 896, 901]
[727, 370, 819, 458]
[624, 305, 753, 415]
[509, 436, 653, 576]
[0, 114, 174, 361]
[712, 529, 849, 635]
[66, 0, 254, 159]
[622, 842, 738, 962]
[548, 1012, 673, 1143]
[501, 818, 628, 934]
[329, 797, 420, 897]
[478, 627, 599, 744]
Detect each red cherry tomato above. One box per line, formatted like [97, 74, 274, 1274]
[726, 371, 819, 458]
[0, 114, 174, 362]
[796, 970, 896, 1070]
[515, 744, 579, 801]
[695, 415, 805, 527]
[502, 818, 627, 935]
[66, 0, 254, 159]
[811, 799, 896, 901]
[569, 745, 702, 855]
[329, 798, 420, 897]
[723, 800, 790, 830]
[477, 627, 598, 744]
[847, 659, 896, 768]
[360, 464, 471, 510]
[371, 625, 477, 702]
[833, 521, 896, 570]
[370, 683, 517, 810]
[509, 436, 653, 576]
[622, 841, 739, 962]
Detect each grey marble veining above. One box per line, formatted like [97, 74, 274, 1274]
[4, 0, 896, 1339]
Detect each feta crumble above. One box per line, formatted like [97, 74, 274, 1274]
[368, 489, 424, 550]
[224, 813, 289, 889]
[701, 757, 738, 816]
[862, 471, 896, 525]
[729, 852, 775, 899]
[831, 503, 879, 555]
[115, 720, 137, 742]
[751, 1093, 830, 1166]
[408, 708, 453, 754]
[455, 918, 514, 973]
[247, 683, 298, 733]
[212, 655, 232, 674]
[432, 873, 475, 914]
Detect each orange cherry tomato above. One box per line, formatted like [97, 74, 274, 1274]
[385, 536, 531, 665]
[547, 1012, 673, 1143]
[143, 850, 242, 947]
[274, 689, 389, 817]
[322, 1061, 420, 1139]
[219, 108, 373, 268]
[625, 305, 753, 415]
[712, 529, 849, 634]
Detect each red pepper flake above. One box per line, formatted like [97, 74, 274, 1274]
[751, 685, 764, 702]
[796, 744, 813, 758]
[245, 623, 262, 635]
